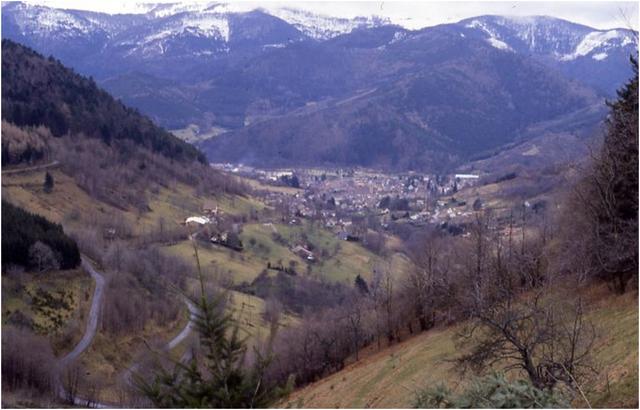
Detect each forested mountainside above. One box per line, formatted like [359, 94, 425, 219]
[201, 28, 601, 170]
[1, 39, 204, 164]
[3, 2, 636, 170]
[0, 38, 246, 408]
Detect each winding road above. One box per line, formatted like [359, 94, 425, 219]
[56, 256, 198, 408]
[59, 258, 106, 368]
[122, 298, 199, 387]
[56, 256, 107, 408]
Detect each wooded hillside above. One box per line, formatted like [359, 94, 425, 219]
[1, 39, 205, 164]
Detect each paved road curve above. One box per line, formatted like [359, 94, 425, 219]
[122, 298, 199, 387]
[56, 256, 108, 408]
[59, 257, 106, 367]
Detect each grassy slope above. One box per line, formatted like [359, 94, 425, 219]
[164, 219, 412, 287]
[286, 287, 638, 409]
[1, 168, 331, 395]
[1, 168, 263, 232]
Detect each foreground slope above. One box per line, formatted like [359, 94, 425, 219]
[285, 286, 638, 408]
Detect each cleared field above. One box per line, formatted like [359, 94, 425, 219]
[286, 287, 638, 408]
[2, 169, 132, 226]
[164, 220, 406, 286]
[164, 240, 271, 285]
[227, 290, 298, 346]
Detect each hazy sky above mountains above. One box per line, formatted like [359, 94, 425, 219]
[21, 1, 640, 30]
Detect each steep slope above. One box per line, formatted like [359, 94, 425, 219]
[284, 287, 638, 408]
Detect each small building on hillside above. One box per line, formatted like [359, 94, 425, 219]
[291, 245, 315, 261]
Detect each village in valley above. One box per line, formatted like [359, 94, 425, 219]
[184, 164, 487, 262]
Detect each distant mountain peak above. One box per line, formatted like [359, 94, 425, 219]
[459, 14, 636, 62]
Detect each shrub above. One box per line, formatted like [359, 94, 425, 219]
[413, 373, 569, 408]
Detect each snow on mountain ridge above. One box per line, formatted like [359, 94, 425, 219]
[465, 19, 514, 51]
[261, 7, 389, 40]
[462, 15, 636, 62]
[145, 2, 224, 18]
[7, 2, 97, 37]
[559, 29, 635, 61]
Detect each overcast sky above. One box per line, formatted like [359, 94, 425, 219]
[22, 0, 639, 30]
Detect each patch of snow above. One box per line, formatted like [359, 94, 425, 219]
[263, 43, 287, 49]
[487, 37, 512, 51]
[465, 19, 513, 51]
[181, 13, 229, 41]
[146, 2, 219, 18]
[11, 3, 96, 36]
[141, 11, 229, 46]
[560, 30, 629, 61]
[389, 30, 406, 44]
[592, 52, 608, 61]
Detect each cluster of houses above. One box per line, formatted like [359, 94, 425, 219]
[210, 164, 486, 237]
[183, 201, 245, 251]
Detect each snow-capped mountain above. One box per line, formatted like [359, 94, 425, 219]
[1, 1, 393, 68]
[457, 15, 637, 93]
[2, 1, 388, 43]
[459, 15, 635, 61]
